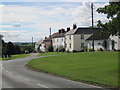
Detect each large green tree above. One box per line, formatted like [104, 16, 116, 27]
[97, 2, 120, 35]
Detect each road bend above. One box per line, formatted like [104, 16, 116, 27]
[1, 53, 107, 89]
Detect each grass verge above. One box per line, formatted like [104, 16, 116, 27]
[27, 51, 119, 88]
[37, 52, 65, 56]
[2, 54, 30, 61]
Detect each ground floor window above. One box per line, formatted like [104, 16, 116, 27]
[81, 43, 84, 49]
[70, 43, 71, 48]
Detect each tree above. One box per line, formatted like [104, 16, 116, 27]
[6, 42, 16, 57]
[97, 2, 120, 35]
[14, 45, 21, 54]
[2, 40, 7, 58]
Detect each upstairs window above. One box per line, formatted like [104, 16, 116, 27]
[81, 35, 84, 39]
[69, 35, 71, 40]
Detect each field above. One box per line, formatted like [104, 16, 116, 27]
[28, 52, 119, 87]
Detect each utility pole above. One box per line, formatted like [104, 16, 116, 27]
[50, 27, 52, 46]
[32, 37, 33, 46]
[91, 3, 94, 51]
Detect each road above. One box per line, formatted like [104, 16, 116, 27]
[1, 53, 107, 89]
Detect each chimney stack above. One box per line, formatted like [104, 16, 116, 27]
[61, 28, 65, 33]
[73, 24, 77, 29]
[45, 37, 47, 39]
[58, 29, 61, 34]
[67, 27, 70, 32]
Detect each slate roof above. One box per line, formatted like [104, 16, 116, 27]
[66, 27, 100, 35]
[44, 32, 59, 42]
[86, 31, 110, 40]
[0, 34, 3, 39]
[52, 33, 66, 38]
[36, 39, 43, 45]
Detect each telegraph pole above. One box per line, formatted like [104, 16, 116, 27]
[50, 27, 52, 46]
[32, 37, 33, 46]
[91, 3, 94, 51]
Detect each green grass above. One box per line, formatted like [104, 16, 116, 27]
[28, 52, 119, 87]
[37, 52, 65, 56]
[2, 54, 30, 60]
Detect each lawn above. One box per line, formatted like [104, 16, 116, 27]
[37, 52, 65, 57]
[1, 54, 30, 61]
[28, 52, 119, 87]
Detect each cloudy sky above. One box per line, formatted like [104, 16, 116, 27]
[0, 0, 110, 42]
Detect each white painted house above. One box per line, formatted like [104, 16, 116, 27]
[86, 31, 120, 51]
[65, 25, 99, 52]
[35, 39, 45, 52]
[52, 29, 66, 51]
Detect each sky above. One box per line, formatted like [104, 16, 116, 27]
[0, 0, 110, 42]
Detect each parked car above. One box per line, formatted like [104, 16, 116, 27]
[24, 50, 29, 54]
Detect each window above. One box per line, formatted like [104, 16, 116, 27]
[70, 43, 71, 48]
[98, 43, 101, 45]
[81, 43, 84, 49]
[57, 39, 59, 42]
[81, 35, 84, 39]
[62, 38, 63, 42]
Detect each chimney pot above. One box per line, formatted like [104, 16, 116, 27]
[58, 29, 61, 34]
[73, 24, 77, 29]
[67, 27, 70, 32]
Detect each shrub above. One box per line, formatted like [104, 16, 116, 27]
[97, 48, 104, 51]
[88, 48, 93, 51]
[58, 46, 65, 52]
[84, 46, 88, 52]
[66, 49, 70, 53]
[47, 45, 53, 52]
[72, 50, 77, 53]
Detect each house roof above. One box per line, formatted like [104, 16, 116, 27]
[66, 27, 100, 35]
[52, 32, 66, 38]
[36, 39, 43, 45]
[86, 31, 109, 40]
[0, 34, 3, 38]
[44, 32, 59, 42]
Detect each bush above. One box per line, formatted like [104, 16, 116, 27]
[97, 48, 104, 51]
[88, 48, 93, 51]
[116, 49, 120, 52]
[55, 48, 58, 52]
[47, 45, 53, 52]
[84, 46, 88, 52]
[66, 49, 70, 53]
[58, 46, 65, 52]
[72, 50, 77, 53]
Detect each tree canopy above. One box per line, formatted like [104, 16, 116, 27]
[97, 2, 120, 35]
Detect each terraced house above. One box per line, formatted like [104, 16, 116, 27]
[52, 28, 66, 51]
[36, 24, 120, 52]
[86, 31, 120, 51]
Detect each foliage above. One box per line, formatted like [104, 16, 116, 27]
[97, 48, 104, 51]
[20, 46, 34, 53]
[97, 2, 120, 35]
[47, 45, 53, 52]
[58, 46, 65, 52]
[88, 48, 93, 51]
[2, 40, 22, 58]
